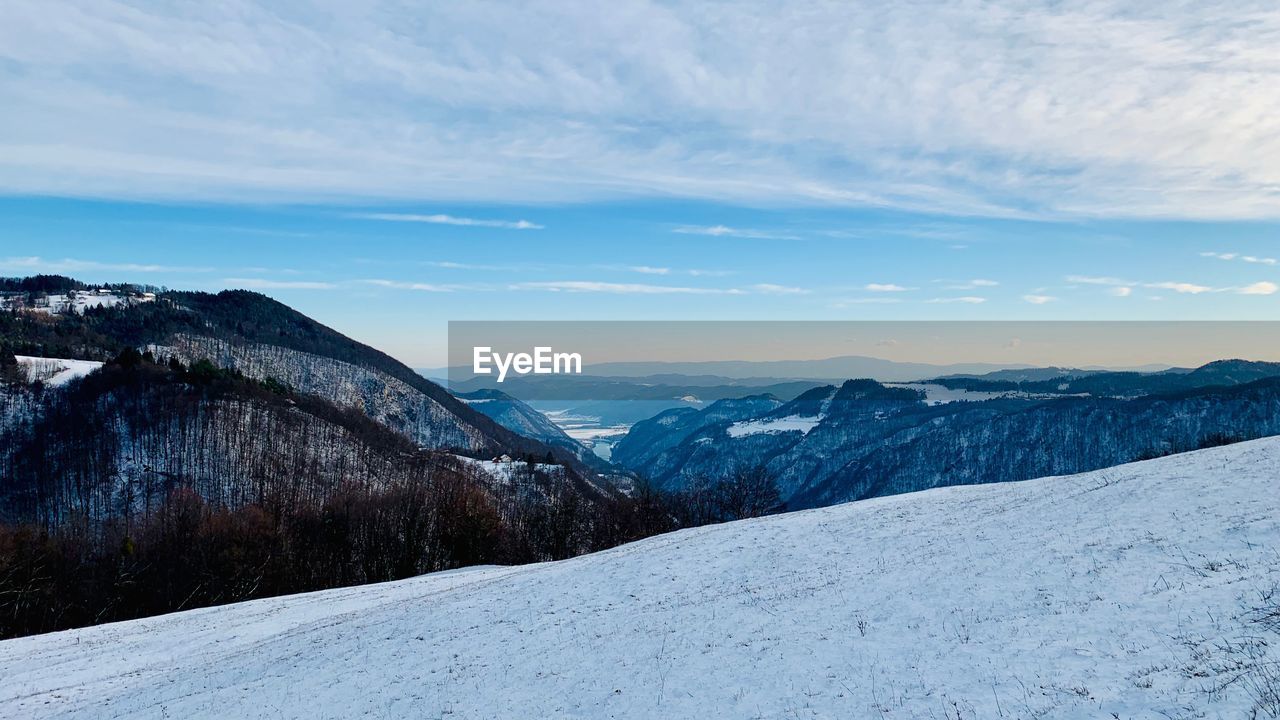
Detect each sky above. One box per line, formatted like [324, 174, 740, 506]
[2, 2, 1279, 366]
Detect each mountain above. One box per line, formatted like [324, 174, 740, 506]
[1, 358, 470, 524]
[934, 366, 1102, 382]
[610, 394, 785, 470]
[455, 388, 579, 446]
[453, 388, 618, 475]
[554, 356, 1039, 381]
[4, 438, 1278, 718]
[447, 373, 827, 402]
[0, 280, 603, 478]
[611, 363, 1280, 506]
[0, 278, 647, 633]
[0, 350, 647, 638]
[933, 358, 1280, 397]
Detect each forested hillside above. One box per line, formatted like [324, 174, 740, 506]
[0, 351, 650, 638]
[0, 277, 685, 638]
[0, 278, 600, 472]
[614, 371, 1280, 508]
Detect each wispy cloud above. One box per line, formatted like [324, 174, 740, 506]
[507, 280, 805, 295]
[1068, 274, 1277, 297]
[751, 283, 809, 295]
[0, 256, 213, 274]
[1238, 281, 1278, 295]
[1022, 294, 1056, 304]
[1065, 275, 1135, 287]
[926, 296, 986, 304]
[5, 4, 1280, 218]
[425, 261, 518, 271]
[864, 283, 912, 292]
[1202, 251, 1278, 265]
[831, 297, 904, 307]
[510, 281, 744, 295]
[1144, 281, 1212, 295]
[938, 279, 999, 290]
[353, 213, 543, 230]
[224, 277, 336, 290]
[360, 279, 457, 292]
[618, 265, 733, 277]
[672, 225, 800, 241]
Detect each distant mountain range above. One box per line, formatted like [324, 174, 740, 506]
[611, 360, 1280, 508]
[437, 356, 1177, 387]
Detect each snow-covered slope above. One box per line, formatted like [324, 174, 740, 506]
[146, 334, 496, 452]
[13, 355, 103, 387]
[4, 439, 1280, 718]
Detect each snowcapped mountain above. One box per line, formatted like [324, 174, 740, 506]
[613, 368, 1280, 507]
[4, 438, 1279, 718]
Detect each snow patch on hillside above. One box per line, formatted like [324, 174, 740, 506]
[453, 455, 558, 483]
[2, 290, 154, 315]
[3, 439, 1280, 718]
[888, 382, 1092, 406]
[890, 382, 1016, 405]
[14, 356, 103, 387]
[726, 414, 821, 437]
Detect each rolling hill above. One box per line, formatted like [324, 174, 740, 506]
[3, 438, 1278, 718]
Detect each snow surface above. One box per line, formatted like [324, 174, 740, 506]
[452, 455, 558, 483]
[4, 290, 153, 315]
[727, 414, 822, 437]
[889, 382, 1016, 405]
[14, 356, 104, 387]
[4, 439, 1280, 718]
[887, 383, 1090, 406]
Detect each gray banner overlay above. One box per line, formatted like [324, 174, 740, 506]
[448, 321, 1280, 401]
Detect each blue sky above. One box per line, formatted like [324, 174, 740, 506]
[4, 197, 1277, 365]
[2, 2, 1279, 365]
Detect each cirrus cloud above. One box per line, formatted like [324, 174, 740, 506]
[351, 213, 543, 230]
[223, 277, 336, 290]
[7, 2, 1280, 217]
[510, 281, 745, 295]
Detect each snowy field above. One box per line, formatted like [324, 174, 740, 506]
[727, 414, 822, 437]
[1, 290, 153, 315]
[452, 455, 559, 483]
[4, 439, 1280, 718]
[14, 356, 103, 387]
[888, 382, 1019, 405]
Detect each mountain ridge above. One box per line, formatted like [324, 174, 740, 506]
[613, 365, 1280, 506]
